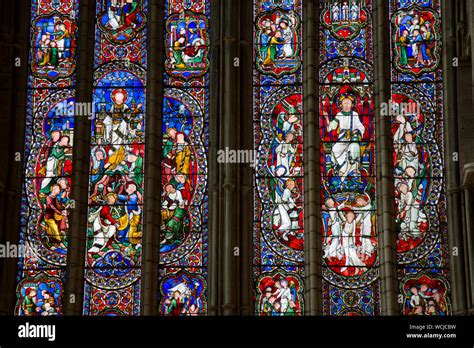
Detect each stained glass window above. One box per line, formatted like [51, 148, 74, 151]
[16, 0, 79, 316]
[16, 0, 453, 318]
[253, 0, 305, 316]
[319, 0, 379, 315]
[158, 0, 210, 316]
[83, 0, 148, 316]
[390, 0, 451, 315]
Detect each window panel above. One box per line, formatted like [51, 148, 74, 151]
[253, 0, 304, 316]
[83, 0, 148, 316]
[16, 0, 79, 316]
[158, 0, 210, 316]
[389, 0, 451, 315]
[319, 0, 379, 316]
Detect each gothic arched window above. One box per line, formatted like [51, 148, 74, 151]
[15, 0, 451, 317]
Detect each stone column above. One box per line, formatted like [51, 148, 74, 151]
[219, 0, 240, 315]
[0, 0, 29, 315]
[471, 0, 474, 110]
[63, 0, 96, 315]
[461, 164, 474, 314]
[207, 0, 222, 316]
[466, 0, 474, 317]
[453, 0, 474, 314]
[239, 0, 254, 316]
[140, 0, 164, 316]
[373, 0, 398, 315]
[303, 0, 322, 316]
[443, 0, 468, 315]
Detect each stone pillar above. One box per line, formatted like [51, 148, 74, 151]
[373, 0, 398, 315]
[140, 0, 164, 316]
[239, 0, 254, 316]
[207, 0, 222, 316]
[303, 0, 322, 316]
[219, 0, 241, 316]
[461, 164, 474, 314]
[0, 0, 29, 315]
[471, 0, 474, 111]
[468, 0, 474, 315]
[63, 0, 96, 315]
[455, 0, 474, 314]
[443, 0, 469, 315]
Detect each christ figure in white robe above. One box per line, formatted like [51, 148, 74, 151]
[323, 96, 365, 180]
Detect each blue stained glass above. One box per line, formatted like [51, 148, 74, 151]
[390, 0, 451, 315]
[158, 0, 210, 316]
[83, 0, 148, 316]
[16, 0, 80, 317]
[253, 0, 305, 316]
[319, 0, 379, 316]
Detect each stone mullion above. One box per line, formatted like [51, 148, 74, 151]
[0, 0, 29, 315]
[461, 177, 474, 314]
[219, 0, 240, 316]
[443, 0, 468, 315]
[472, 0, 474, 107]
[238, 0, 254, 316]
[63, 0, 95, 315]
[469, 0, 474, 316]
[303, 0, 322, 316]
[140, 0, 164, 316]
[373, 0, 398, 315]
[207, 0, 221, 316]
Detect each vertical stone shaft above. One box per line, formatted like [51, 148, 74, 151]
[63, 0, 95, 315]
[140, 0, 164, 316]
[461, 182, 473, 313]
[303, 0, 322, 316]
[239, 0, 254, 316]
[220, 0, 240, 315]
[208, 0, 222, 316]
[0, 0, 29, 315]
[374, 0, 398, 315]
[443, 0, 468, 315]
